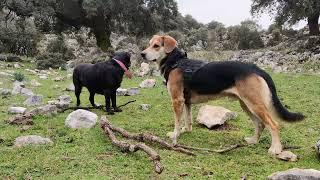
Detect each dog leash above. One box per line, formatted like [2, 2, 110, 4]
[113, 58, 133, 79]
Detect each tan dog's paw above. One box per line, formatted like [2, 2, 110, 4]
[268, 145, 282, 155]
[180, 127, 186, 133]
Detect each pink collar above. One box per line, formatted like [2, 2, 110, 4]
[113, 58, 132, 79]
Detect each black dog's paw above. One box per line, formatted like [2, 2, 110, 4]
[113, 107, 122, 112]
[106, 110, 115, 115]
[94, 104, 103, 109]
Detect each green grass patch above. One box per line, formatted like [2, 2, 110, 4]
[0, 61, 320, 179]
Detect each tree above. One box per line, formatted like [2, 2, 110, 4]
[2, 0, 179, 51]
[251, 0, 320, 35]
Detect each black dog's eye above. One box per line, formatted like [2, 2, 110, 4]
[153, 44, 160, 48]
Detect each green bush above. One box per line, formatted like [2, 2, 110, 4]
[13, 72, 26, 82]
[226, 25, 264, 50]
[267, 28, 282, 46]
[47, 36, 74, 60]
[36, 53, 66, 70]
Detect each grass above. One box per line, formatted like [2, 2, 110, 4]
[0, 60, 320, 179]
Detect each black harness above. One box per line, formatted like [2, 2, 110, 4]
[160, 48, 207, 104]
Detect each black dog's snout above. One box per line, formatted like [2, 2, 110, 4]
[141, 52, 146, 58]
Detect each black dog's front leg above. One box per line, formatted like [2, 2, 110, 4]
[111, 89, 122, 112]
[104, 90, 114, 115]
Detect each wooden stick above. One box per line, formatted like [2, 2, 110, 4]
[62, 100, 136, 112]
[102, 117, 195, 156]
[101, 116, 163, 174]
[176, 144, 245, 154]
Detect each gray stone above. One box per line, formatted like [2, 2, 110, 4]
[116, 88, 128, 96]
[39, 75, 48, 79]
[0, 72, 13, 77]
[268, 168, 320, 180]
[8, 107, 27, 114]
[276, 151, 298, 162]
[14, 135, 53, 148]
[0, 88, 11, 96]
[65, 109, 98, 129]
[24, 95, 43, 106]
[58, 95, 72, 104]
[316, 139, 320, 158]
[197, 105, 237, 128]
[29, 105, 58, 116]
[20, 88, 34, 97]
[140, 104, 151, 111]
[66, 84, 75, 91]
[127, 88, 140, 96]
[139, 79, 156, 88]
[53, 77, 63, 82]
[137, 63, 150, 77]
[30, 79, 41, 87]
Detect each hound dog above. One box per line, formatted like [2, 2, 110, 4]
[141, 35, 304, 155]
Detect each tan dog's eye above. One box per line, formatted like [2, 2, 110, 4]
[153, 44, 160, 48]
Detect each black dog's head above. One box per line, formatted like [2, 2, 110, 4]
[112, 52, 131, 69]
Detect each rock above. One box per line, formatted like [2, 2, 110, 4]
[0, 88, 11, 96]
[29, 105, 58, 116]
[39, 75, 48, 79]
[30, 79, 41, 87]
[25, 69, 37, 74]
[66, 84, 75, 91]
[53, 77, 63, 82]
[137, 63, 150, 77]
[116, 88, 128, 96]
[58, 95, 72, 104]
[140, 79, 156, 88]
[0, 72, 13, 77]
[8, 107, 27, 114]
[8, 113, 34, 125]
[14, 135, 53, 148]
[268, 168, 320, 180]
[24, 95, 43, 106]
[13, 63, 21, 68]
[197, 105, 237, 129]
[127, 88, 140, 96]
[140, 104, 151, 111]
[276, 151, 298, 162]
[65, 109, 98, 129]
[20, 88, 34, 97]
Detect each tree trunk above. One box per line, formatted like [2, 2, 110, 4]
[91, 12, 111, 52]
[308, 12, 320, 36]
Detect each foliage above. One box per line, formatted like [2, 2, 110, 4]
[251, 0, 320, 35]
[36, 53, 66, 69]
[13, 72, 25, 82]
[46, 36, 74, 60]
[226, 21, 264, 50]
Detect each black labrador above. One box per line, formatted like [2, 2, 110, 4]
[73, 52, 132, 114]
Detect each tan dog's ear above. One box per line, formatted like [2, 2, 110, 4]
[163, 35, 177, 53]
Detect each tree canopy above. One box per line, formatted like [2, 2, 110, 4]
[251, 0, 320, 35]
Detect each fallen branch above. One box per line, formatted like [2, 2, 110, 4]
[62, 100, 136, 112]
[101, 116, 163, 174]
[102, 117, 195, 156]
[176, 144, 245, 154]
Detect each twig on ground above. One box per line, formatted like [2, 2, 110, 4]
[176, 144, 245, 154]
[101, 116, 163, 174]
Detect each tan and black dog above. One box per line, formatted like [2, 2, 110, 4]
[141, 35, 304, 155]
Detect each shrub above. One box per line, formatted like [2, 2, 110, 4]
[47, 36, 74, 60]
[36, 53, 66, 70]
[13, 72, 26, 82]
[267, 28, 282, 46]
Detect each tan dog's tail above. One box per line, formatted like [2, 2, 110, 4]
[259, 71, 305, 122]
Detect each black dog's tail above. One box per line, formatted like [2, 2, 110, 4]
[257, 70, 305, 122]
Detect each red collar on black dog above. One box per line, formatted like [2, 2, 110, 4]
[113, 58, 133, 79]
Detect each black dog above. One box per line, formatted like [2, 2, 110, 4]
[73, 52, 132, 114]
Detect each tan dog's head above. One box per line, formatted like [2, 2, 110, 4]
[141, 35, 177, 64]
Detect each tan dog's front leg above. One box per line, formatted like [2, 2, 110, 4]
[170, 97, 184, 145]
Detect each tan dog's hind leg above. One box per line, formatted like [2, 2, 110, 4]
[240, 101, 265, 144]
[184, 103, 192, 132]
[236, 75, 283, 155]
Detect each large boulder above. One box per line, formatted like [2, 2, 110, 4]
[268, 168, 320, 180]
[14, 135, 53, 148]
[140, 79, 156, 88]
[65, 109, 97, 129]
[197, 105, 237, 129]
